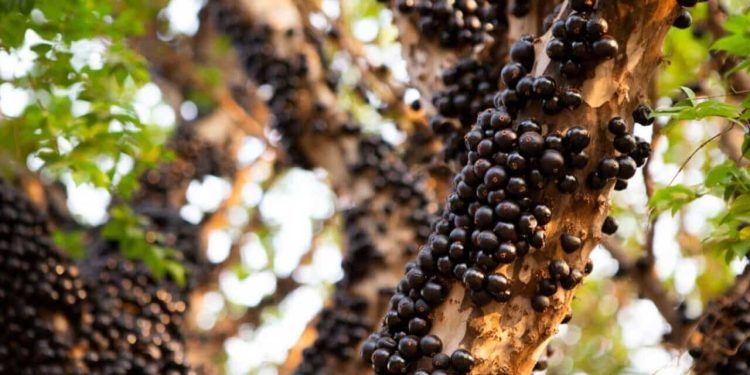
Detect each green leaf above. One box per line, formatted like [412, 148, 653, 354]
[712, 14, 750, 56]
[705, 162, 739, 188]
[103, 204, 187, 286]
[52, 229, 86, 258]
[654, 99, 742, 126]
[18, 0, 34, 15]
[649, 184, 702, 216]
[681, 86, 697, 106]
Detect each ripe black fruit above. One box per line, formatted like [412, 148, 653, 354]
[549, 259, 571, 279]
[613, 134, 637, 154]
[532, 295, 550, 312]
[421, 281, 444, 304]
[608, 117, 627, 136]
[673, 9, 692, 29]
[584, 259, 594, 274]
[495, 242, 517, 264]
[518, 213, 538, 235]
[511, 39, 536, 70]
[529, 229, 546, 248]
[484, 166, 508, 189]
[419, 335, 442, 357]
[598, 158, 620, 179]
[557, 175, 578, 194]
[533, 76, 556, 97]
[397, 298, 415, 319]
[451, 349, 475, 373]
[495, 201, 521, 221]
[615, 178, 628, 190]
[387, 354, 407, 373]
[546, 38, 566, 61]
[564, 127, 591, 153]
[617, 156, 637, 179]
[398, 336, 420, 359]
[586, 17, 608, 39]
[433, 353, 451, 369]
[571, 0, 595, 12]
[517, 119, 541, 134]
[371, 348, 390, 369]
[561, 89, 582, 109]
[506, 177, 527, 196]
[463, 268, 486, 290]
[552, 20, 566, 38]
[565, 14, 586, 37]
[538, 278, 557, 296]
[495, 129, 518, 151]
[602, 216, 619, 235]
[486, 273, 510, 294]
[593, 36, 619, 59]
[494, 221, 518, 242]
[533, 205, 552, 225]
[568, 151, 589, 169]
[561, 234, 582, 253]
[506, 152, 527, 173]
[501, 63, 525, 88]
[633, 104, 654, 125]
[516, 76, 535, 97]
[519, 131, 545, 157]
[587, 172, 607, 189]
[477, 231, 499, 252]
[474, 206, 494, 228]
[408, 317, 430, 336]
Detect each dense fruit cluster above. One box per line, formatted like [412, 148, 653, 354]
[295, 293, 372, 374]
[498, 36, 585, 116]
[545, 5, 619, 80]
[388, 0, 510, 48]
[296, 136, 434, 374]
[584, 112, 652, 192]
[0, 180, 193, 374]
[79, 248, 192, 374]
[0, 180, 87, 373]
[171, 123, 236, 180]
[134, 203, 207, 288]
[690, 286, 750, 374]
[431, 58, 501, 163]
[361, 6, 652, 372]
[214, 5, 314, 167]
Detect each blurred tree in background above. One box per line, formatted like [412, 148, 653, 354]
[3, 0, 750, 374]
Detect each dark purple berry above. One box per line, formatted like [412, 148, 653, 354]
[673, 9, 692, 29]
[532, 295, 550, 312]
[608, 117, 628, 135]
[602, 216, 619, 235]
[633, 104, 654, 125]
[561, 233, 582, 253]
[451, 349, 475, 373]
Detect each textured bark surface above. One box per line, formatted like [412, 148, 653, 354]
[218, 1, 438, 373]
[373, 1, 680, 374]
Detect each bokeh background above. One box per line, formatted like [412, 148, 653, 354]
[3, 0, 750, 374]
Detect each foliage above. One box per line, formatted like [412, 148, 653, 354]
[651, 11, 750, 262]
[102, 205, 186, 285]
[0, 0, 183, 280]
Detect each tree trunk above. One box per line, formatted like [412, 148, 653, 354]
[365, 1, 680, 374]
[213, 1, 438, 373]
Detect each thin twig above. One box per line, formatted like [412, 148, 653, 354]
[667, 124, 737, 187]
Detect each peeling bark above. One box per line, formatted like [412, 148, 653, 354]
[370, 1, 680, 374]
[215, 1, 438, 373]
